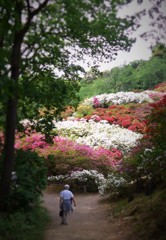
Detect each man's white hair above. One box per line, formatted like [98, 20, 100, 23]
[64, 184, 70, 189]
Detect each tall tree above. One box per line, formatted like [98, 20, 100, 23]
[0, 0, 140, 209]
[151, 43, 166, 58]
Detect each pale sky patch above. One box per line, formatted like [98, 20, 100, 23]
[79, 1, 166, 72]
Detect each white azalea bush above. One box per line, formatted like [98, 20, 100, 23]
[53, 119, 142, 154]
[98, 173, 127, 197]
[82, 91, 153, 108]
[48, 169, 106, 192]
[48, 169, 128, 196]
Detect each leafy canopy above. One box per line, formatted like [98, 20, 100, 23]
[0, 0, 136, 128]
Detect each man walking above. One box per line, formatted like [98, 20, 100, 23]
[59, 184, 76, 225]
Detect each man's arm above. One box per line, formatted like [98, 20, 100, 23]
[71, 197, 76, 207]
[59, 196, 63, 208]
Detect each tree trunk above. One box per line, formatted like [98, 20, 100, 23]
[0, 0, 49, 211]
[0, 98, 17, 199]
[0, 35, 20, 208]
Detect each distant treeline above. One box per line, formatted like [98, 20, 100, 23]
[79, 43, 166, 100]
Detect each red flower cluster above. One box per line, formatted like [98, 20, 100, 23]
[146, 95, 166, 139]
[153, 82, 166, 92]
[84, 104, 149, 133]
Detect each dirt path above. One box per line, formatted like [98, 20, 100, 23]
[43, 186, 133, 240]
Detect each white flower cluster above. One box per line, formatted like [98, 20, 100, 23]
[20, 119, 36, 127]
[48, 170, 106, 192]
[48, 170, 105, 183]
[82, 91, 153, 107]
[68, 169, 105, 185]
[48, 170, 128, 196]
[98, 173, 127, 195]
[54, 119, 142, 154]
[144, 90, 166, 97]
[47, 175, 66, 181]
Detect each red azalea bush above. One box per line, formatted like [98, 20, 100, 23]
[153, 81, 166, 92]
[146, 95, 166, 143]
[84, 104, 148, 133]
[147, 91, 166, 101]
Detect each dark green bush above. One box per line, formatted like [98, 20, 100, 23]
[0, 206, 49, 240]
[8, 149, 47, 211]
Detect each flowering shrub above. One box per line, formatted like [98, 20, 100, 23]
[153, 81, 166, 93]
[143, 95, 166, 182]
[53, 119, 142, 154]
[48, 170, 129, 196]
[93, 97, 101, 108]
[15, 133, 123, 176]
[98, 172, 127, 197]
[82, 91, 153, 107]
[15, 132, 49, 150]
[147, 95, 166, 144]
[84, 105, 148, 133]
[48, 169, 105, 192]
[123, 95, 166, 192]
[1, 87, 165, 200]
[0, 132, 4, 154]
[145, 90, 166, 101]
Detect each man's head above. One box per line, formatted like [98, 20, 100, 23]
[64, 184, 70, 189]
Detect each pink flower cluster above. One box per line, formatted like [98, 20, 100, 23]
[15, 132, 49, 151]
[15, 133, 122, 172]
[93, 97, 101, 108]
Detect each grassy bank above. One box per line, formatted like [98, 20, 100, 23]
[109, 189, 166, 240]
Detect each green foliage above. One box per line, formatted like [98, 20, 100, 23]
[18, 71, 81, 123]
[0, 0, 135, 130]
[79, 77, 117, 101]
[74, 105, 93, 117]
[109, 198, 129, 218]
[78, 45, 166, 100]
[0, 206, 49, 240]
[5, 150, 47, 211]
[46, 153, 93, 176]
[151, 43, 166, 58]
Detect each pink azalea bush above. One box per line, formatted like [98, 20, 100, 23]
[15, 133, 123, 176]
[15, 132, 49, 150]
